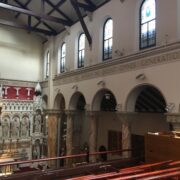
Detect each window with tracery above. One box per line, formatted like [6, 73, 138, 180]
[78, 33, 85, 68]
[103, 18, 113, 60]
[140, 0, 156, 49]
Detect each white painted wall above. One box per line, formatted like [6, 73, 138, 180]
[44, 0, 179, 75]
[0, 26, 43, 81]
[41, 0, 180, 155]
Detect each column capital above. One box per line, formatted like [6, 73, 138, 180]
[65, 110, 77, 116]
[166, 113, 180, 122]
[166, 113, 180, 130]
[44, 109, 63, 115]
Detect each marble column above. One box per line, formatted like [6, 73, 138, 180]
[65, 111, 73, 166]
[87, 111, 97, 163]
[166, 113, 180, 131]
[117, 112, 132, 158]
[46, 110, 61, 168]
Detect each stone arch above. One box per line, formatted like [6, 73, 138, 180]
[91, 89, 120, 158]
[69, 91, 86, 111]
[68, 91, 87, 156]
[53, 93, 66, 158]
[125, 84, 169, 158]
[54, 93, 65, 110]
[125, 83, 167, 112]
[92, 88, 117, 111]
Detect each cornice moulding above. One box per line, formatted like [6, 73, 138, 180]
[53, 41, 180, 85]
[0, 79, 37, 87]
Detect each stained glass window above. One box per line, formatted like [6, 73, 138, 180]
[46, 51, 50, 78]
[78, 33, 85, 68]
[103, 18, 113, 60]
[140, 0, 156, 49]
[60, 43, 66, 73]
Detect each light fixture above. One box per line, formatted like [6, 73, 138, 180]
[105, 93, 111, 100]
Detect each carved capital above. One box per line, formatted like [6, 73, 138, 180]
[166, 113, 180, 131]
[166, 113, 180, 123]
[65, 110, 76, 117]
[44, 109, 62, 115]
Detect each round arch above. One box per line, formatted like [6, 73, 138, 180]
[92, 88, 117, 111]
[125, 83, 167, 112]
[69, 91, 86, 111]
[54, 93, 65, 110]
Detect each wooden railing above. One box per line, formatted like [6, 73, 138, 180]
[0, 157, 179, 180]
[0, 148, 132, 167]
[0, 148, 133, 177]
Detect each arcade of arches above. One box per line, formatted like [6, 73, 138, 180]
[44, 84, 170, 163]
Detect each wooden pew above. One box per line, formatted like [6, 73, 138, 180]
[119, 160, 172, 172]
[139, 170, 180, 180]
[168, 160, 180, 168]
[68, 160, 174, 180]
[109, 167, 180, 180]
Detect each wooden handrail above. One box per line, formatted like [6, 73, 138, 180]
[0, 149, 132, 167]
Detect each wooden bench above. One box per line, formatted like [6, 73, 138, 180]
[109, 167, 180, 180]
[120, 160, 172, 172]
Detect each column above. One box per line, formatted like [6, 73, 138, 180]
[46, 110, 61, 168]
[117, 112, 132, 158]
[65, 111, 73, 166]
[87, 111, 97, 163]
[122, 118, 131, 158]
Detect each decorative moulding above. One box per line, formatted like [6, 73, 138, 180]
[53, 41, 180, 86]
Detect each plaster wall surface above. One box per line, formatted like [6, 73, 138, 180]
[0, 26, 43, 81]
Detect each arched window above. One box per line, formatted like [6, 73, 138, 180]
[78, 33, 85, 68]
[140, 0, 156, 49]
[45, 51, 50, 78]
[60, 43, 66, 73]
[103, 18, 113, 60]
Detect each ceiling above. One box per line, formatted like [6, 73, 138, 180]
[0, 0, 110, 40]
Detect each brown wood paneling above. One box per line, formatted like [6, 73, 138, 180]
[145, 133, 180, 163]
